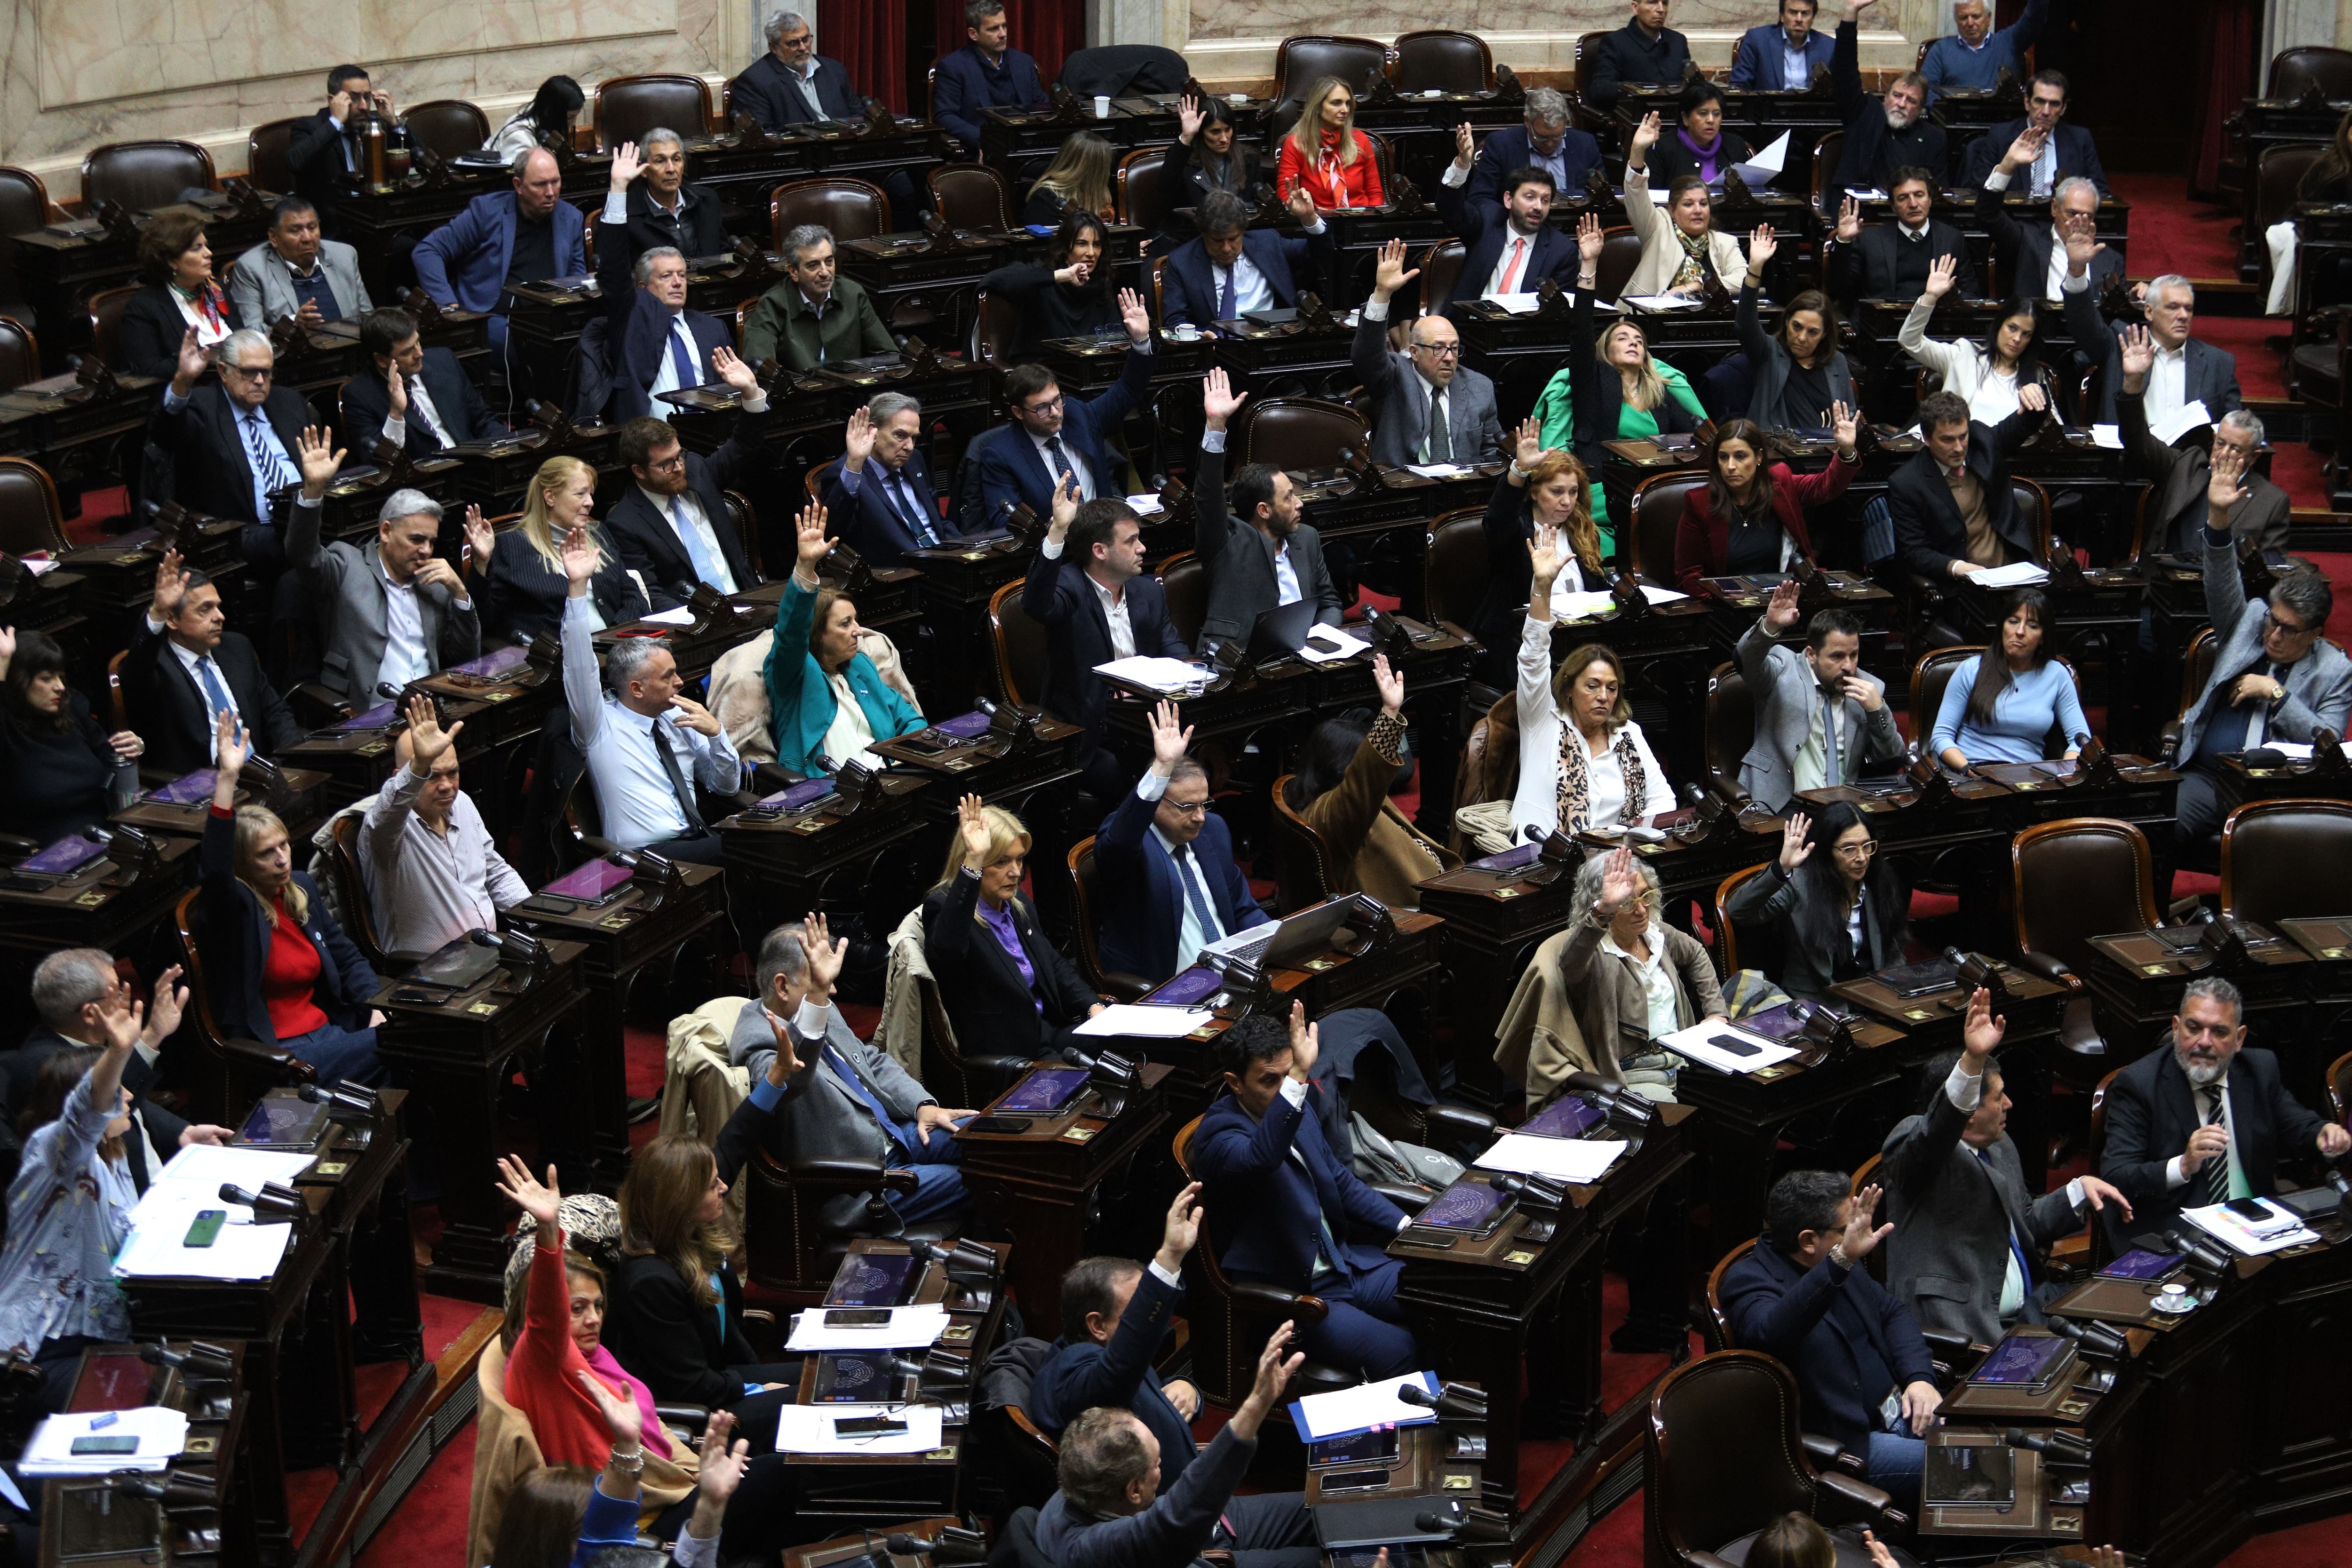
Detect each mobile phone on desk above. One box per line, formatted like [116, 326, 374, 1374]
[822, 1307, 894, 1327]
[183, 1209, 226, 1248]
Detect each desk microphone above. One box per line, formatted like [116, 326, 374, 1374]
[1523, 823, 1549, 844]
[110, 1470, 215, 1508]
[884, 1527, 986, 1563]
[2003, 1427, 2092, 1464]
[1395, 1381, 1487, 1420]
[141, 1341, 233, 1378]
[2327, 1163, 2352, 1201]
[219, 1181, 303, 1220]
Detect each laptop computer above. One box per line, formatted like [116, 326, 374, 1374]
[1247, 598, 1317, 661]
[1203, 897, 1359, 971]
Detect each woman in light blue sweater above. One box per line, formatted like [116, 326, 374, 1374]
[1931, 589, 2090, 767]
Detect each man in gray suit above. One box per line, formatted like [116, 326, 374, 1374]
[288, 434, 481, 704]
[1351, 239, 1503, 470]
[227, 197, 373, 331]
[1881, 987, 2133, 1345]
[1192, 368, 1344, 657]
[1735, 583, 1903, 812]
[721, 916, 978, 1232]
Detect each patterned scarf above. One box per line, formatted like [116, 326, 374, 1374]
[1556, 723, 1652, 834]
[1669, 224, 1713, 294]
[1315, 126, 1359, 208]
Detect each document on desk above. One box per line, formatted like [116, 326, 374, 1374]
[2181, 1198, 2318, 1256]
[1483, 292, 1547, 313]
[1966, 561, 2050, 589]
[20, 1408, 187, 1474]
[1126, 491, 1168, 514]
[785, 1303, 953, 1351]
[2089, 424, 2124, 450]
[1731, 131, 1790, 187]
[637, 605, 700, 626]
[1288, 1372, 1440, 1441]
[1655, 1020, 1802, 1075]
[1552, 582, 1688, 618]
[115, 1203, 293, 1281]
[1620, 294, 1705, 310]
[1092, 656, 1212, 693]
[147, 1145, 318, 1198]
[1473, 1132, 1627, 1185]
[1297, 624, 1370, 664]
[775, 1402, 945, 1456]
[1074, 1003, 1218, 1038]
[2148, 400, 2213, 446]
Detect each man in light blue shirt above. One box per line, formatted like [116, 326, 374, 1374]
[1730, 0, 1836, 90]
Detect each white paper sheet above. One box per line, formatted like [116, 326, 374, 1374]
[1091, 656, 1210, 693]
[775, 1402, 946, 1456]
[144, 1145, 316, 1200]
[1404, 462, 1479, 478]
[20, 1408, 187, 1474]
[1655, 1020, 1801, 1075]
[2262, 740, 2316, 759]
[1551, 582, 1688, 618]
[1297, 625, 1369, 664]
[2089, 424, 2124, 450]
[1621, 294, 1704, 310]
[1125, 492, 1167, 514]
[785, 1303, 953, 1351]
[1967, 562, 2051, 589]
[1843, 186, 1890, 201]
[1473, 1133, 1628, 1184]
[1731, 130, 1791, 186]
[637, 605, 699, 626]
[1290, 1373, 1441, 1441]
[115, 1203, 293, 1281]
[2148, 400, 2213, 446]
[2181, 1198, 2317, 1256]
[1073, 1004, 1218, 1039]
[1484, 292, 1546, 313]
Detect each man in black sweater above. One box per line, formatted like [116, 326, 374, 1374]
[1829, 0, 1945, 201]
[1584, 0, 1694, 110]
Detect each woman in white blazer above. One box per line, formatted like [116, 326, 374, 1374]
[1896, 252, 2050, 427]
[1510, 521, 1667, 844]
[1621, 111, 1747, 301]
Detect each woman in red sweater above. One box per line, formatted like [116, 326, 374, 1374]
[1277, 78, 1384, 211]
[1672, 407, 1860, 593]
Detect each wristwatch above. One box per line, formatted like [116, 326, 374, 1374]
[1828, 1241, 1852, 1271]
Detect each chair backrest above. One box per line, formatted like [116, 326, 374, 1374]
[2257, 143, 2327, 238]
[1000, 1404, 1064, 1512]
[89, 284, 139, 370]
[1268, 774, 1338, 914]
[103, 649, 131, 732]
[771, 177, 891, 251]
[2270, 46, 2352, 100]
[2328, 1048, 2352, 1127]
[1712, 863, 1782, 983]
[324, 815, 395, 970]
[1703, 660, 1752, 796]
[2178, 626, 2219, 721]
[1269, 37, 1393, 138]
[1158, 551, 1205, 650]
[1647, 1350, 1818, 1559]
[0, 168, 53, 235]
[1574, 32, 1611, 94]
[403, 100, 493, 161]
[2010, 475, 2053, 559]
[973, 286, 1021, 370]
[1232, 396, 1366, 471]
[1116, 147, 1174, 235]
[1416, 238, 1466, 314]
[930, 164, 1014, 232]
[1908, 644, 1982, 746]
[722, 488, 762, 582]
[594, 74, 713, 150]
[1850, 1152, 1882, 1194]
[1422, 508, 1489, 629]
[1810, 131, 1845, 208]
[2090, 1065, 2120, 1171]
[1067, 836, 1116, 993]
[1701, 1238, 1757, 1353]
[2220, 798, 2352, 926]
[245, 119, 300, 196]
[2010, 817, 2161, 977]
[1594, 227, 1642, 305]
[1392, 30, 1494, 94]
[0, 317, 36, 396]
[1628, 472, 1702, 581]
[83, 141, 215, 211]
[0, 458, 70, 557]
[987, 577, 1049, 707]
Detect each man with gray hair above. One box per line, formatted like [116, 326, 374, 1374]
[732, 12, 867, 129]
[1091, 699, 1268, 984]
[587, 142, 738, 423]
[1978, 126, 2121, 308]
[739, 223, 894, 371]
[605, 126, 725, 272]
[2099, 975, 2349, 1245]
[2114, 324, 2286, 556]
[287, 431, 480, 703]
[146, 324, 319, 557]
[2063, 221, 2241, 424]
[1463, 85, 1601, 205]
[819, 394, 961, 565]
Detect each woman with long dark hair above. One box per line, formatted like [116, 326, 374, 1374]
[1738, 227, 1853, 429]
[1673, 410, 1859, 590]
[1899, 254, 2047, 426]
[980, 211, 1121, 351]
[0, 627, 142, 846]
[487, 76, 585, 160]
[1165, 93, 1260, 207]
[1930, 589, 2089, 768]
[1727, 802, 1909, 1001]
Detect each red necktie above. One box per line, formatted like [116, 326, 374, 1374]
[1498, 237, 1527, 294]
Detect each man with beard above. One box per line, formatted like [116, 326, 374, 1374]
[2099, 977, 2350, 1246]
[1828, 0, 1944, 201]
[1189, 367, 1342, 658]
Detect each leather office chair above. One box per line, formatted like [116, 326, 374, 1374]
[1414, 238, 1466, 313]
[1157, 551, 1205, 649]
[403, 100, 493, 161]
[2009, 816, 2160, 1075]
[104, 650, 132, 732]
[1067, 838, 1151, 1001]
[1595, 227, 1643, 305]
[2156, 627, 2220, 766]
[999, 1404, 1063, 1513]
[0, 168, 56, 235]
[1268, 37, 1393, 139]
[0, 317, 34, 394]
[1700, 1238, 1755, 1353]
[930, 164, 1014, 231]
[0, 457, 70, 556]
[2269, 46, 2352, 99]
[244, 119, 299, 196]
[740, 1145, 945, 1299]
[2013, 476, 2054, 559]
[171, 888, 318, 1125]
[88, 284, 138, 371]
[1573, 32, 1611, 104]
[1421, 509, 1488, 629]
[973, 287, 1021, 370]
[1810, 132, 1845, 212]
[720, 489, 762, 582]
[83, 142, 215, 211]
[1703, 661, 1754, 801]
[1116, 147, 1173, 235]
[594, 75, 714, 150]
[1907, 645, 1980, 748]
[322, 814, 401, 971]
[1628, 472, 1702, 582]
[1712, 863, 1784, 986]
[1232, 397, 1366, 471]
[986, 577, 1047, 707]
[2327, 1048, 2352, 1126]
[918, 973, 1039, 1109]
[2220, 798, 2352, 926]
[771, 176, 891, 251]
[1267, 774, 1336, 913]
[1392, 30, 1493, 94]
[1341, 1041, 1495, 1157]
[1645, 1350, 1907, 1568]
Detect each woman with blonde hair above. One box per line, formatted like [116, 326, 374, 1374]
[923, 792, 1103, 1059]
[467, 454, 648, 644]
[1469, 418, 1606, 685]
[1024, 130, 1119, 226]
[191, 714, 382, 1083]
[1507, 525, 1666, 846]
[1277, 78, 1384, 211]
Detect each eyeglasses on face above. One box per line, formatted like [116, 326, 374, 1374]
[222, 363, 275, 381]
[1833, 839, 1878, 859]
[1411, 341, 1462, 358]
[1025, 395, 1065, 414]
[1163, 796, 1210, 816]
[2263, 610, 2316, 639]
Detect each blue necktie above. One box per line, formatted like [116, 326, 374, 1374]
[671, 495, 723, 589]
[666, 319, 699, 392]
[824, 1044, 915, 1156]
[240, 411, 295, 519]
[1215, 264, 1235, 324]
[890, 470, 939, 548]
[194, 656, 236, 741]
[1175, 844, 1225, 951]
[1044, 434, 1079, 498]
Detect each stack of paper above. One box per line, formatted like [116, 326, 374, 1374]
[1125, 492, 1168, 515]
[1074, 1004, 1217, 1038]
[20, 1408, 187, 1474]
[775, 1402, 945, 1456]
[1289, 1372, 1440, 1440]
[1621, 294, 1705, 310]
[114, 1146, 317, 1281]
[1969, 562, 2051, 589]
[2149, 401, 2213, 446]
[1483, 292, 1547, 313]
[2182, 1198, 2318, 1257]
[785, 1303, 953, 1352]
[1092, 656, 1210, 693]
[1655, 1020, 1801, 1075]
[1473, 1133, 1627, 1185]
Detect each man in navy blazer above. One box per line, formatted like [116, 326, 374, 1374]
[978, 289, 1153, 522]
[819, 394, 961, 566]
[410, 148, 584, 349]
[1435, 125, 1581, 311]
[604, 381, 772, 611]
[1729, 0, 1836, 89]
[1191, 1012, 1420, 1380]
[1462, 90, 1602, 205]
[1021, 486, 1189, 794]
[1961, 72, 2110, 195]
[1160, 189, 1335, 332]
[1093, 705, 1270, 985]
[584, 147, 737, 424]
[1720, 1171, 1941, 1497]
[731, 11, 868, 129]
[932, 0, 1049, 152]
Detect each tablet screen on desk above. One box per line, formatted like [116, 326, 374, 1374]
[998, 1067, 1090, 1114]
[1148, 967, 1224, 1005]
[2097, 1248, 2183, 1281]
[238, 1095, 328, 1150]
[19, 834, 108, 876]
[337, 700, 400, 730]
[824, 1253, 917, 1307]
[760, 778, 838, 811]
[1924, 1443, 2014, 1508]
[1519, 1097, 1606, 1139]
[1971, 1333, 2070, 1386]
[543, 859, 635, 900]
[143, 769, 217, 805]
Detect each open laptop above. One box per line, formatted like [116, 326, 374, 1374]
[1247, 598, 1317, 661]
[1202, 897, 1359, 971]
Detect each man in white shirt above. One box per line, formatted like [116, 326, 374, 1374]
[559, 523, 741, 862]
[2060, 220, 2243, 425]
[1192, 368, 1343, 655]
[1736, 583, 1902, 810]
[1161, 189, 1330, 332]
[357, 693, 530, 958]
[289, 442, 481, 704]
[345, 306, 508, 459]
[602, 362, 771, 612]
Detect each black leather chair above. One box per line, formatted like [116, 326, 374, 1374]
[1703, 660, 1753, 802]
[918, 973, 1039, 1110]
[1810, 131, 1845, 212]
[740, 1147, 950, 1300]
[0, 168, 53, 235]
[987, 577, 1047, 707]
[245, 119, 299, 196]
[1267, 774, 1335, 913]
[1158, 551, 1205, 648]
[1907, 645, 1980, 748]
[594, 74, 714, 150]
[1232, 396, 1366, 471]
[2269, 46, 2352, 99]
[930, 164, 1015, 231]
[1116, 146, 1174, 236]
[88, 283, 139, 371]
[1595, 226, 1643, 305]
[2220, 797, 2352, 926]
[2009, 816, 2159, 1075]
[1067, 837, 1151, 1002]
[0, 457, 70, 556]
[1269, 36, 1393, 139]
[403, 100, 492, 161]
[771, 176, 891, 251]
[0, 319, 37, 397]
[1392, 30, 1493, 94]
[83, 141, 215, 211]
[1712, 862, 1784, 986]
[1414, 237, 1465, 314]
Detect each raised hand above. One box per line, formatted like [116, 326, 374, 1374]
[1286, 185, 1319, 224]
[580, 1368, 643, 1447]
[2118, 322, 2154, 382]
[1528, 518, 1567, 598]
[559, 521, 599, 587]
[1048, 470, 1080, 538]
[1287, 999, 1319, 1080]
[1763, 577, 1802, 634]
[1158, 1181, 1204, 1270]
[173, 326, 210, 393]
[1231, 1320, 1305, 1439]
[149, 547, 188, 626]
[1630, 111, 1661, 158]
[494, 1155, 564, 1232]
[1778, 810, 1813, 872]
[1176, 94, 1204, 142]
[801, 911, 847, 997]
[1513, 414, 1544, 472]
[1577, 211, 1605, 268]
[609, 141, 644, 192]
[1841, 1182, 1894, 1260]
[214, 710, 250, 780]
[2062, 218, 2106, 276]
[1923, 251, 1957, 300]
[461, 505, 495, 569]
[1373, 238, 1419, 299]
[1747, 224, 1779, 271]
[713, 344, 759, 394]
[690, 1411, 752, 1525]
[1119, 286, 1151, 342]
[956, 792, 993, 866]
[98, 994, 146, 1056]
[2208, 442, 2250, 514]
[1961, 985, 2005, 1061]
[140, 963, 186, 1047]
[843, 405, 876, 468]
[1862, 1531, 1899, 1568]
[296, 425, 345, 499]
[1835, 195, 1861, 243]
[405, 692, 462, 771]
[1373, 651, 1403, 715]
[1147, 698, 1192, 774]
[1453, 121, 1476, 169]
[2002, 125, 2045, 172]
[793, 500, 830, 575]
[1201, 366, 1247, 429]
[384, 357, 408, 416]
[1596, 844, 1641, 915]
[1830, 399, 1859, 457]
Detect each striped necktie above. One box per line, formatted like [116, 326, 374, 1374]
[2201, 1083, 2233, 1208]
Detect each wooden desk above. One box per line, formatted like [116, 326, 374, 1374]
[716, 772, 931, 949]
[0, 836, 198, 1041]
[35, 1340, 250, 1568]
[10, 195, 273, 371]
[371, 942, 587, 1300]
[1302, 1418, 1486, 1509]
[2082, 922, 2317, 1066]
[786, 1517, 966, 1568]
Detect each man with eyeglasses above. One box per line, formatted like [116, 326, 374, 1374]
[1093, 700, 1269, 985]
[2100, 976, 2350, 1247]
[148, 325, 325, 566]
[976, 287, 1155, 524]
[1352, 236, 1503, 468]
[602, 352, 773, 611]
[2170, 453, 2352, 857]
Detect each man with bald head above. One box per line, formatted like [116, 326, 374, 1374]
[411, 144, 588, 354]
[1351, 238, 1502, 469]
[1921, 0, 2045, 98]
[358, 694, 528, 958]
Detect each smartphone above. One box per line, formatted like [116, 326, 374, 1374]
[2225, 1197, 2273, 1222]
[822, 1308, 894, 1328]
[183, 1210, 226, 1248]
[69, 1436, 141, 1455]
[834, 1415, 908, 1437]
[1708, 1032, 1763, 1058]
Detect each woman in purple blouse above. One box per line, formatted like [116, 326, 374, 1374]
[921, 793, 1104, 1061]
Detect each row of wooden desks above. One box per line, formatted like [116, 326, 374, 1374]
[32, 1339, 251, 1568]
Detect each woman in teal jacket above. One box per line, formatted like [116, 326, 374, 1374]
[764, 500, 925, 776]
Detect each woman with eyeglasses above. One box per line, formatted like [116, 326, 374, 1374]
[1929, 588, 2088, 769]
[1728, 802, 1909, 1002]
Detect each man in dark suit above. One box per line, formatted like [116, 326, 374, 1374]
[146, 326, 318, 565]
[1160, 190, 1333, 332]
[2060, 226, 2241, 427]
[582, 144, 737, 424]
[1830, 3, 1943, 199]
[1976, 130, 2122, 308]
[978, 291, 1152, 521]
[2100, 977, 2350, 1244]
[605, 127, 728, 272]
[1020, 485, 1190, 794]
[285, 64, 408, 235]
[1961, 72, 2110, 195]
[1882, 989, 2134, 1345]
[604, 361, 772, 610]
[410, 148, 586, 352]
[343, 306, 508, 459]
[1436, 125, 1582, 310]
[1036, 1326, 1315, 1568]
[1719, 1170, 1940, 1498]
[1824, 169, 1979, 305]
[1354, 239, 1504, 469]
[1888, 388, 2048, 584]
[1192, 1011, 1420, 1380]
[933, 0, 1049, 153]
[1093, 703, 1270, 985]
[733, 10, 868, 127]
[1584, 0, 1694, 110]
[1462, 88, 1601, 205]
[1192, 368, 1343, 656]
[1730, 0, 1835, 89]
[2116, 327, 2287, 557]
[819, 394, 961, 565]
[121, 556, 303, 774]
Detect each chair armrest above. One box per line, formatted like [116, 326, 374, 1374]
[654, 1403, 711, 1437]
[1101, 971, 1154, 1003]
[1814, 1470, 1901, 1525]
[1227, 1281, 1330, 1327]
[2012, 949, 2082, 991]
[0, 831, 39, 860]
[287, 683, 354, 731]
[1688, 1554, 1740, 1568]
[750, 762, 802, 796]
[793, 1158, 920, 1195]
[738, 1308, 786, 1362]
[2045, 1230, 2092, 1282]
[962, 1053, 1037, 1079]
[1422, 1102, 1499, 1145]
[2157, 721, 2183, 766]
[222, 1036, 317, 1082]
[1800, 1433, 1865, 1475]
[1919, 1327, 1974, 1361]
[1371, 1184, 1433, 1213]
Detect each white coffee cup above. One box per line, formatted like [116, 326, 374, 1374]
[1094, 95, 1112, 118]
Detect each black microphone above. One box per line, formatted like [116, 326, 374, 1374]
[885, 1536, 937, 1556]
[141, 1341, 233, 1378]
[1523, 823, 1549, 844]
[1395, 1382, 1435, 1408]
[2327, 1164, 2352, 1200]
[219, 1181, 303, 1219]
[2004, 1427, 2092, 1463]
[1395, 1381, 1487, 1419]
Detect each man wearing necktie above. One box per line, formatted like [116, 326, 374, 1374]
[976, 288, 1156, 522]
[604, 353, 774, 612]
[1880, 988, 2135, 1345]
[147, 326, 318, 574]
[1433, 122, 1582, 315]
[285, 65, 406, 235]
[1349, 238, 1504, 470]
[823, 395, 961, 565]
[344, 306, 510, 459]
[1093, 701, 1271, 986]
[589, 144, 738, 424]
[121, 549, 303, 775]
[2099, 978, 2352, 1246]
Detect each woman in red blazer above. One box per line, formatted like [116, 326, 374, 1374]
[1277, 78, 1385, 211]
[1673, 407, 1860, 593]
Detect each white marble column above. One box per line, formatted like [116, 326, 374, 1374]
[1091, 0, 1188, 51]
